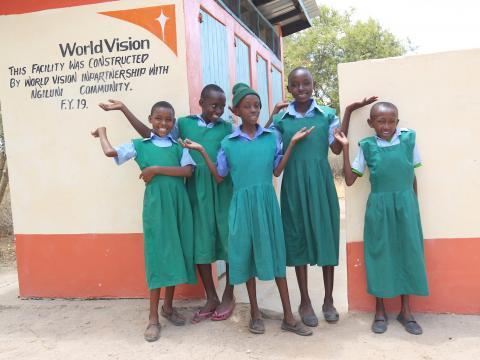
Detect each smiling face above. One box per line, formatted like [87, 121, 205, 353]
[287, 68, 314, 104]
[368, 105, 399, 141]
[232, 94, 261, 126]
[199, 90, 226, 123]
[148, 106, 175, 137]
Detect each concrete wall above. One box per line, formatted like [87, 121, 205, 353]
[0, 0, 193, 298]
[338, 49, 480, 314]
[0, 0, 284, 298]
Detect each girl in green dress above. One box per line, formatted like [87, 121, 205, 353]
[181, 83, 313, 336]
[99, 85, 235, 323]
[265, 67, 377, 326]
[92, 101, 197, 342]
[336, 101, 429, 335]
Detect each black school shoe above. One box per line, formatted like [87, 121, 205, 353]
[371, 314, 388, 334]
[397, 313, 423, 335]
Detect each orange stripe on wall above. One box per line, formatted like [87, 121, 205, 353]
[16, 234, 209, 299]
[0, 0, 115, 15]
[347, 238, 480, 314]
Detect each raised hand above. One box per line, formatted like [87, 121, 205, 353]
[178, 138, 205, 152]
[346, 96, 378, 112]
[272, 101, 289, 115]
[98, 99, 125, 112]
[91, 127, 106, 138]
[291, 126, 315, 144]
[334, 129, 349, 146]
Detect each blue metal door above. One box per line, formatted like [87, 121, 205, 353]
[235, 37, 250, 85]
[271, 66, 283, 107]
[200, 10, 231, 123]
[256, 55, 269, 126]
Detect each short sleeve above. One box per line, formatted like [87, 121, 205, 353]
[216, 146, 230, 177]
[180, 148, 196, 167]
[328, 115, 340, 145]
[351, 146, 366, 176]
[114, 141, 136, 165]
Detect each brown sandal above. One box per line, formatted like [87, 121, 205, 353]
[161, 306, 186, 326]
[144, 323, 161, 342]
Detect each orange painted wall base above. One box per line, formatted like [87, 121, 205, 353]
[347, 238, 480, 314]
[16, 234, 212, 299]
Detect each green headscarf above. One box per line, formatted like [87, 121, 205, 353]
[232, 82, 261, 108]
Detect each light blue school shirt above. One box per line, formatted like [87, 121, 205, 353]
[216, 124, 283, 177]
[114, 132, 196, 167]
[282, 99, 340, 145]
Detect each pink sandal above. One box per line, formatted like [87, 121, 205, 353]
[211, 302, 236, 321]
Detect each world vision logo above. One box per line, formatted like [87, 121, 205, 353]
[99, 5, 177, 55]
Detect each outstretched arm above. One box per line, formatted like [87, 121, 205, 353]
[264, 101, 289, 129]
[99, 99, 151, 138]
[179, 139, 224, 183]
[274, 127, 314, 177]
[91, 127, 118, 157]
[334, 130, 358, 186]
[330, 96, 378, 155]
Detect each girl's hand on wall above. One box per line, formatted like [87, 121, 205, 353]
[291, 126, 314, 144]
[179, 138, 204, 152]
[346, 96, 378, 112]
[98, 99, 125, 112]
[334, 129, 349, 146]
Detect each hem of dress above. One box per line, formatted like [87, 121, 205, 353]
[148, 278, 198, 290]
[286, 261, 339, 267]
[194, 256, 228, 264]
[367, 289, 430, 298]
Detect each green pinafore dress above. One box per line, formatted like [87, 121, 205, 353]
[177, 116, 233, 263]
[132, 139, 197, 289]
[221, 131, 286, 285]
[360, 130, 429, 298]
[273, 107, 340, 266]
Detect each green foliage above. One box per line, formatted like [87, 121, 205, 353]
[283, 6, 410, 112]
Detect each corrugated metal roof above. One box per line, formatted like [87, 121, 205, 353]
[252, 0, 320, 36]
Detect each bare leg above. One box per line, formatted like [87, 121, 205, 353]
[149, 288, 161, 325]
[322, 265, 335, 308]
[145, 289, 162, 341]
[295, 265, 315, 318]
[197, 264, 220, 313]
[245, 277, 261, 320]
[215, 263, 235, 315]
[275, 277, 296, 325]
[375, 297, 386, 318]
[163, 286, 175, 313]
[400, 295, 412, 318]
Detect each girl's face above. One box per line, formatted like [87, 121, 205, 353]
[367, 108, 399, 141]
[199, 91, 226, 123]
[148, 107, 175, 137]
[287, 70, 313, 104]
[234, 94, 261, 126]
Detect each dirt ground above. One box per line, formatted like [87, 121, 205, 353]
[0, 184, 479, 360]
[0, 185, 15, 271]
[0, 268, 479, 360]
